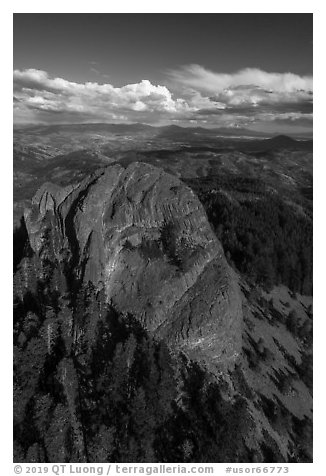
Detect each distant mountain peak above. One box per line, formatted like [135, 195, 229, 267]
[268, 134, 297, 143]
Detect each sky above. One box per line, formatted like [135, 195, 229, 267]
[13, 13, 313, 134]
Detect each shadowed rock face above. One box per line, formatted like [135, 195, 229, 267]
[25, 162, 242, 369]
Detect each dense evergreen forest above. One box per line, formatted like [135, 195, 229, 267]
[185, 175, 313, 295]
[13, 241, 262, 463]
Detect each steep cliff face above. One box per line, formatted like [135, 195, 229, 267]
[24, 162, 242, 369]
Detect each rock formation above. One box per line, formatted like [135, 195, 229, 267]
[24, 162, 242, 370]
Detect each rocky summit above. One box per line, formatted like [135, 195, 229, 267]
[24, 161, 242, 370]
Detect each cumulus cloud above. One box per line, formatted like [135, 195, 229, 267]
[13, 67, 313, 130]
[169, 64, 312, 94]
[169, 65, 312, 119]
[13, 68, 191, 124]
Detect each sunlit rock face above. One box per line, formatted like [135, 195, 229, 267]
[25, 162, 242, 369]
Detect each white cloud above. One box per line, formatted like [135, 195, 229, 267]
[13, 67, 313, 129]
[13, 69, 191, 123]
[169, 64, 313, 94]
[169, 65, 313, 113]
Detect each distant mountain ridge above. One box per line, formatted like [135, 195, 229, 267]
[14, 122, 313, 140]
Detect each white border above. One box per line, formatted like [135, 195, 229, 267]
[2, 3, 323, 475]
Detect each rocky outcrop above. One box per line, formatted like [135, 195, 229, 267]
[24, 162, 242, 370]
